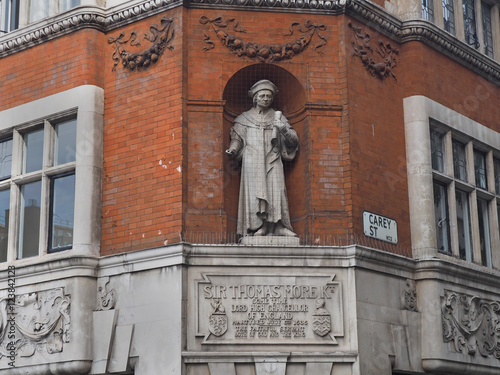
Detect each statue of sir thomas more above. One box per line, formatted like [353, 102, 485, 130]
[226, 80, 299, 237]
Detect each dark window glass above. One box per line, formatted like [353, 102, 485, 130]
[431, 130, 445, 172]
[23, 129, 44, 173]
[49, 174, 75, 252]
[463, 0, 479, 47]
[494, 158, 500, 194]
[477, 198, 491, 267]
[0, 189, 9, 262]
[443, 0, 455, 34]
[474, 150, 487, 189]
[2, 0, 19, 32]
[19, 181, 41, 259]
[0, 138, 12, 180]
[482, 2, 494, 58]
[456, 190, 472, 261]
[422, 0, 434, 21]
[434, 182, 450, 253]
[452, 140, 467, 181]
[55, 119, 77, 165]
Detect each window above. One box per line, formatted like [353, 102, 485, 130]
[59, 0, 80, 12]
[452, 140, 467, 181]
[4, 118, 77, 259]
[0, 85, 103, 263]
[463, 0, 479, 48]
[422, 0, 434, 21]
[481, 2, 494, 58]
[442, 0, 455, 34]
[405, 96, 500, 269]
[28, 0, 49, 23]
[0, 0, 19, 33]
[434, 182, 451, 253]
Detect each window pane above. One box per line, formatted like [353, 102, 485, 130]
[494, 158, 500, 194]
[0, 189, 9, 262]
[59, 0, 80, 12]
[463, 0, 478, 47]
[474, 150, 487, 189]
[3, 0, 19, 32]
[482, 2, 494, 58]
[442, 0, 455, 34]
[431, 130, 445, 172]
[422, 0, 434, 21]
[23, 129, 44, 173]
[18, 181, 41, 259]
[456, 190, 472, 261]
[0, 138, 13, 180]
[434, 182, 450, 253]
[55, 119, 76, 165]
[50, 174, 75, 252]
[453, 140, 467, 181]
[477, 198, 492, 267]
[29, 0, 49, 23]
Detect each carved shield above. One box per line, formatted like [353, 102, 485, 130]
[209, 314, 228, 337]
[312, 315, 331, 337]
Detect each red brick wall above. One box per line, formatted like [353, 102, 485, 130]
[101, 9, 184, 255]
[0, 29, 105, 111]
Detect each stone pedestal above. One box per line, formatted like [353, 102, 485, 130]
[240, 235, 300, 246]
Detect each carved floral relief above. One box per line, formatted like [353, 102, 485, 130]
[348, 22, 399, 80]
[403, 279, 418, 312]
[199, 16, 327, 63]
[108, 17, 175, 71]
[0, 288, 71, 358]
[442, 290, 500, 359]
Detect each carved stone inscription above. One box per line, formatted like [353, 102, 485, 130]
[196, 274, 343, 344]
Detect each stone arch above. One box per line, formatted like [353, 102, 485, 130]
[222, 64, 308, 237]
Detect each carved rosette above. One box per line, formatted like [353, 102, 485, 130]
[208, 299, 228, 337]
[442, 290, 500, 359]
[348, 22, 399, 80]
[403, 279, 418, 311]
[0, 288, 71, 358]
[200, 17, 327, 63]
[108, 17, 175, 71]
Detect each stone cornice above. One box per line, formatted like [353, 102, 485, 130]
[0, 0, 499, 85]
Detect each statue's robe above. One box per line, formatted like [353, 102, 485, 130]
[229, 108, 299, 236]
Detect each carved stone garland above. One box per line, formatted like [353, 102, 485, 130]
[0, 288, 71, 358]
[442, 290, 500, 359]
[200, 16, 327, 63]
[348, 22, 399, 81]
[108, 17, 175, 71]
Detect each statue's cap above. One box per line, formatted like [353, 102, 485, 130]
[248, 80, 278, 98]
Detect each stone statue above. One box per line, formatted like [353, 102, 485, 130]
[226, 80, 299, 237]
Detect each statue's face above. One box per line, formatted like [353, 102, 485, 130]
[255, 90, 274, 109]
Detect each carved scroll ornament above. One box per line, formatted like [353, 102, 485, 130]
[200, 17, 327, 62]
[96, 277, 116, 311]
[403, 279, 418, 312]
[0, 288, 71, 358]
[108, 17, 175, 71]
[348, 22, 399, 80]
[442, 290, 500, 359]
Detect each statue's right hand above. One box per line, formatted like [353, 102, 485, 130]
[226, 149, 236, 156]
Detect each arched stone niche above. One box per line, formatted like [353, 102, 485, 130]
[222, 64, 308, 238]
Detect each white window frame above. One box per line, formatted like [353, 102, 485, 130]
[0, 85, 103, 264]
[404, 95, 500, 268]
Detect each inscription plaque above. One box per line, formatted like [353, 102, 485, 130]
[195, 274, 343, 344]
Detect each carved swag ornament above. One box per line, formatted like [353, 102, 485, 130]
[442, 290, 500, 359]
[108, 17, 175, 71]
[200, 16, 327, 62]
[348, 22, 399, 80]
[0, 288, 71, 358]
